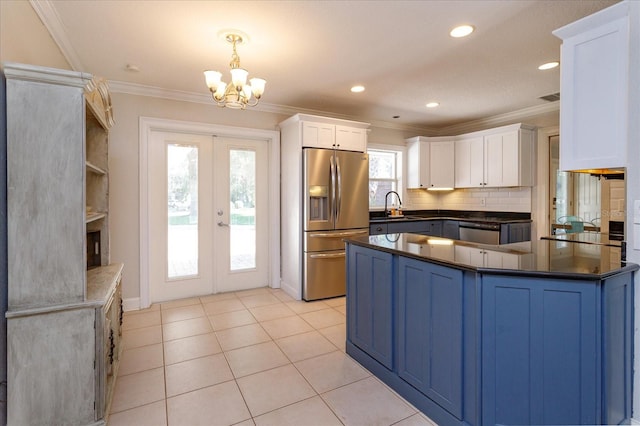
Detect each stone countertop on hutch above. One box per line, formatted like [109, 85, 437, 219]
[87, 263, 124, 302]
[346, 233, 637, 279]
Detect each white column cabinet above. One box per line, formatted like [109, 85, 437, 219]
[553, 1, 632, 171]
[454, 124, 534, 188]
[406, 137, 454, 189]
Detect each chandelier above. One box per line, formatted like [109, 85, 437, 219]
[204, 33, 266, 109]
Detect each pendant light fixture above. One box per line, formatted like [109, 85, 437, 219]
[204, 32, 266, 109]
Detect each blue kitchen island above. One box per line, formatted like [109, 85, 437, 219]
[345, 233, 637, 426]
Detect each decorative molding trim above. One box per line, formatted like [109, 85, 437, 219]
[29, 0, 84, 71]
[109, 79, 557, 135]
[2, 62, 91, 87]
[108, 80, 442, 134]
[437, 102, 560, 136]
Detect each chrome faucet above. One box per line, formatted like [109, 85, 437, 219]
[384, 191, 402, 216]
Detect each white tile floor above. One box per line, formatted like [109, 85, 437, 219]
[108, 287, 437, 426]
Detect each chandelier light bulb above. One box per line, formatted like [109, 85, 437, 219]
[203, 31, 266, 109]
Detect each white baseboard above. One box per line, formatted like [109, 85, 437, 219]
[122, 297, 141, 312]
[280, 279, 301, 301]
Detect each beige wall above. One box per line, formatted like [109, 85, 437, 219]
[0, 1, 70, 70]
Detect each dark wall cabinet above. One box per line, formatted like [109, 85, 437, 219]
[500, 222, 531, 244]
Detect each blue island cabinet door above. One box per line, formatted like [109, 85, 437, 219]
[482, 275, 598, 425]
[397, 257, 463, 419]
[346, 245, 394, 369]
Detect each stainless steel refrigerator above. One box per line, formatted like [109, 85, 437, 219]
[303, 148, 369, 300]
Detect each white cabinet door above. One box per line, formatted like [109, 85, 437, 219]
[335, 125, 366, 152]
[485, 131, 522, 187]
[455, 137, 484, 188]
[484, 134, 504, 187]
[302, 122, 335, 149]
[429, 141, 455, 189]
[407, 140, 430, 189]
[456, 129, 532, 189]
[554, 3, 629, 171]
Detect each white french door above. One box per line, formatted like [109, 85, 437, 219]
[213, 137, 269, 293]
[148, 131, 269, 303]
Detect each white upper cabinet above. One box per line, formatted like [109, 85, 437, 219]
[296, 115, 368, 152]
[553, 1, 632, 171]
[406, 137, 454, 189]
[454, 136, 484, 188]
[454, 124, 534, 188]
[302, 121, 335, 149]
[335, 125, 367, 152]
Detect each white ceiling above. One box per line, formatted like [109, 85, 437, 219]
[33, 0, 617, 132]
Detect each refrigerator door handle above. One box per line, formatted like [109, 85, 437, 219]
[336, 155, 342, 223]
[309, 252, 346, 259]
[309, 230, 368, 238]
[330, 154, 336, 223]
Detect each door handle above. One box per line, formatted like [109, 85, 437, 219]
[310, 230, 368, 238]
[309, 252, 346, 259]
[217, 221, 229, 227]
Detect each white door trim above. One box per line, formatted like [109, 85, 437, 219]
[139, 116, 280, 309]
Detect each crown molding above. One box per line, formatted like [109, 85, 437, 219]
[437, 102, 560, 136]
[29, 0, 84, 71]
[108, 80, 443, 133]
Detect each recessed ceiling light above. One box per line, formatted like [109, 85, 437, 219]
[351, 85, 365, 93]
[450, 25, 474, 38]
[538, 61, 560, 70]
[426, 102, 440, 108]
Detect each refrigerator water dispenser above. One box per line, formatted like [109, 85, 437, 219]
[309, 185, 329, 222]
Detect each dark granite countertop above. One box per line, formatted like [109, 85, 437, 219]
[541, 232, 623, 247]
[369, 210, 532, 225]
[346, 233, 638, 280]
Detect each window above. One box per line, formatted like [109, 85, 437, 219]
[368, 146, 403, 209]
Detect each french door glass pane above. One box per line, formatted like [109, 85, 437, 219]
[230, 149, 256, 271]
[167, 144, 198, 278]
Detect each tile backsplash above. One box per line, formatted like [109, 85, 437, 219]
[405, 187, 531, 213]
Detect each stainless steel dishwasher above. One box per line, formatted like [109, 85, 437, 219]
[458, 221, 500, 244]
